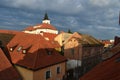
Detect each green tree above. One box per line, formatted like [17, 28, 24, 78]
[68, 29, 72, 33]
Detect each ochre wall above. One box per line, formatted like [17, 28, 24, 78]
[15, 65, 33, 80]
[15, 62, 66, 80]
[33, 62, 66, 80]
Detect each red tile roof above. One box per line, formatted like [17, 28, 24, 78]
[0, 48, 21, 80]
[64, 32, 103, 46]
[0, 29, 21, 34]
[43, 32, 58, 40]
[80, 47, 120, 80]
[102, 43, 120, 60]
[7, 33, 66, 70]
[24, 23, 57, 31]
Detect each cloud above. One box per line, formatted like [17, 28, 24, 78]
[0, 0, 120, 39]
[0, 0, 84, 14]
[89, 0, 120, 8]
[97, 25, 120, 30]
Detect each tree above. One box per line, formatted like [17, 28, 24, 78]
[68, 29, 72, 33]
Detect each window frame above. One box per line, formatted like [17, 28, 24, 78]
[71, 48, 74, 55]
[57, 66, 61, 74]
[45, 70, 51, 79]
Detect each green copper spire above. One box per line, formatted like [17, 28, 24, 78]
[43, 12, 49, 20]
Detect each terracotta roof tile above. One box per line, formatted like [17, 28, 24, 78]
[24, 23, 57, 31]
[102, 43, 120, 60]
[43, 32, 58, 40]
[0, 48, 21, 80]
[7, 33, 67, 70]
[81, 34, 103, 45]
[0, 33, 15, 46]
[80, 46, 120, 80]
[0, 29, 21, 34]
[64, 32, 103, 46]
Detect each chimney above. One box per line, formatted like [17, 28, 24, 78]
[119, 12, 120, 25]
[114, 36, 120, 46]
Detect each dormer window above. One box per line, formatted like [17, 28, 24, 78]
[71, 48, 74, 55]
[48, 51, 52, 55]
[46, 49, 52, 55]
[17, 46, 22, 52]
[22, 50, 26, 54]
[22, 45, 31, 54]
[9, 44, 18, 52]
[9, 47, 13, 52]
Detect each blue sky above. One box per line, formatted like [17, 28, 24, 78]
[0, 0, 120, 39]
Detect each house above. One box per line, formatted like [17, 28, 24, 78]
[63, 32, 104, 78]
[55, 32, 72, 46]
[7, 32, 67, 80]
[80, 43, 120, 80]
[23, 13, 58, 35]
[0, 48, 21, 80]
[102, 36, 120, 60]
[101, 39, 114, 48]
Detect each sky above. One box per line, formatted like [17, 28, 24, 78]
[0, 0, 120, 39]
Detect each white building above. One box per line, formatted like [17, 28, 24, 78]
[23, 13, 58, 35]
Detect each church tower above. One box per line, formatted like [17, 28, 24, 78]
[42, 12, 50, 24]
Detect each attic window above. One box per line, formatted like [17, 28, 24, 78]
[17, 46, 22, 52]
[40, 31, 43, 33]
[62, 40, 64, 43]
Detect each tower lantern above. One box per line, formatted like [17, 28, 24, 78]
[42, 12, 50, 24]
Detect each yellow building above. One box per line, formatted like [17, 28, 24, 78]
[7, 32, 67, 80]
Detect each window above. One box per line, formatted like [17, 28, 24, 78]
[17, 46, 22, 52]
[62, 40, 64, 43]
[9, 47, 13, 52]
[46, 70, 51, 79]
[22, 50, 26, 54]
[9, 44, 18, 52]
[71, 48, 74, 55]
[57, 67, 60, 74]
[46, 49, 52, 55]
[48, 51, 52, 55]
